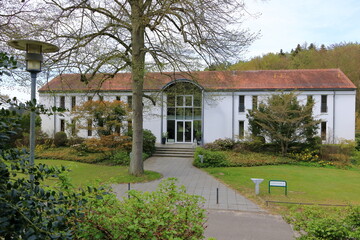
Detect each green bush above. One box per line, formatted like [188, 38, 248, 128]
[320, 140, 356, 166]
[111, 150, 130, 165]
[67, 136, 85, 146]
[76, 178, 206, 239]
[1, 149, 107, 239]
[284, 206, 360, 240]
[204, 138, 235, 151]
[233, 137, 265, 152]
[54, 131, 68, 147]
[143, 129, 156, 156]
[194, 148, 229, 168]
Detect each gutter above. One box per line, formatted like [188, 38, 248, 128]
[232, 92, 235, 141]
[333, 91, 336, 143]
[160, 91, 164, 141]
[201, 89, 204, 146]
[53, 95, 56, 137]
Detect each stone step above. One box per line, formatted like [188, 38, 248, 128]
[156, 149, 195, 153]
[154, 146, 195, 158]
[152, 153, 194, 158]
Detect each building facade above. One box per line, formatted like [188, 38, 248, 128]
[39, 69, 356, 144]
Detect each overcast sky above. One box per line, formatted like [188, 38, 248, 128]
[242, 0, 360, 59]
[2, 0, 360, 102]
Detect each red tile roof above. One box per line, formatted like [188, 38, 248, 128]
[38, 69, 356, 93]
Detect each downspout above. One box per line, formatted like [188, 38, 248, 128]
[232, 91, 235, 140]
[333, 91, 336, 143]
[53, 95, 56, 138]
[160, 91, 164, 142]
[201, 89, 204, 146]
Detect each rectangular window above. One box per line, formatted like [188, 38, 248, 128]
[87, 119, 92, 137]
[239, 95, 245, 112]
[71, 96, 76, 110]
[71, 119, 76, 136]
[239, 121, 245, 139]
[99, 95, 104, 102]
[87, 96, 93, 102]
[252, 96, 258, 110]
[321, 122, 327, 141]
[127, 96, 132, 108]
[116, 96, 121, 101]
[60, 96, 65, 109]
[321, 95, 327, 113]
[60, 119, 65, 132]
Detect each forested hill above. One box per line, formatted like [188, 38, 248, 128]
[209, 42, 360, 111]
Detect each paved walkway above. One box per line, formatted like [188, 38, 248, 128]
[112, 156, 262, 211]
[111, 156, 295, 239]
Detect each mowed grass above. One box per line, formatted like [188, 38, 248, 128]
[36, 159, 162, 187]
[204, 165, 360, 205]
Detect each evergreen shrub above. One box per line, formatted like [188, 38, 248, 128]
[143, 129, 156, 156]
[54, 131, 68, 147]
[194, 148, 229, 168]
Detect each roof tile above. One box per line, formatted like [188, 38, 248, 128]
[38, 69, 356, 93]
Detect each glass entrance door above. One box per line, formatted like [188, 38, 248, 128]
[176, 120, 192, 143]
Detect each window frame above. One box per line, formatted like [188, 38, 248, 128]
[321, 95, 327, 113]
[239, 95, 245, 112]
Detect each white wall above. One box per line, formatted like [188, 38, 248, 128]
[201, 90, 356, 144]
[333, 91, 356, 142]
[39, 89, 356, 144]
[143, 93, 162, 142]
[203, 92, 233, 143]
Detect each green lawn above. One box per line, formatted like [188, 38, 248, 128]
[204, 165, 360, 206]
[36, 159, 162, 187]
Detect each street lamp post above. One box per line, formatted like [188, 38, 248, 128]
[7, 40, 59, 182]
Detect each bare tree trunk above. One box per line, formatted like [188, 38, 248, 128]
[129, 1, 145, 176]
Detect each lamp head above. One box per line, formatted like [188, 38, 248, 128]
[7, 39, 59, 73]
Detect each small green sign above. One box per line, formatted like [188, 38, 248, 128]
[269, 180, 287, 195]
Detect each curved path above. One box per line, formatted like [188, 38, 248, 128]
[112, 156, 262, 212]
[112, 156, 295, 240]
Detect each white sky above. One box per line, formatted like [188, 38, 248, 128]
[2, 0, 360, 102]
[242, 0, 360, 58]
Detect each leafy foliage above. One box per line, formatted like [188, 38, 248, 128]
[284, 206, 360, 240]
[194, 148, 229, 168]
[142, 129, 156, 156]
[72, 100, 130, 137]
[54, 131, 68, 147]
[79, 134, 132, 154]
[0, 107, 107, 239]
[75, 178, 206, 240]
[0, 52, 17, 78]
[247, 92, 319, 155]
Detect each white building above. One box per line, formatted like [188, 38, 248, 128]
[39, 69, 356, 144]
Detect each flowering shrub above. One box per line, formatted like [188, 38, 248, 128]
[289, 149, 319, 162]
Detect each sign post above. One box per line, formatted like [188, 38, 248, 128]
[269, 180, 287, 195]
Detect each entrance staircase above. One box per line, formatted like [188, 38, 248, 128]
[153, 144, 195, 158]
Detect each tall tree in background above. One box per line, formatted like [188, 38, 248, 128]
[247, 92, 319, 155]
[1, 0, 257, 175]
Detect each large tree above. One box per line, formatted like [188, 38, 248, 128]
[247, 92, 320, 155]
[1, 0, 257, 175]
